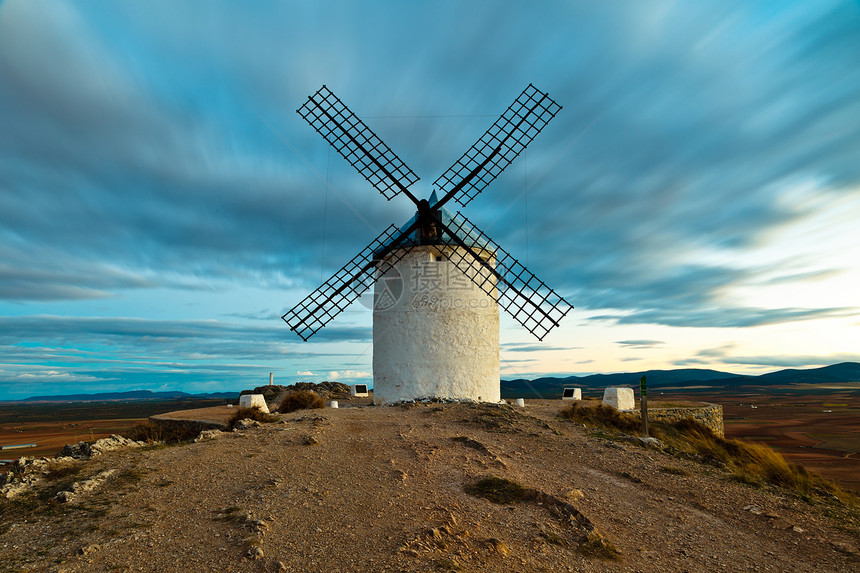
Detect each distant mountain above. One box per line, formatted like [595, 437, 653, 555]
[500, 362, 860, 399]
[18, 390, 237, 402]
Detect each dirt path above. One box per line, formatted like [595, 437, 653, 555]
[1, 401, 857, 572]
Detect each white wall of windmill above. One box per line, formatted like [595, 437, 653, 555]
[372, 245, 500, 404]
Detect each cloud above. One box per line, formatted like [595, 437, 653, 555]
[713, 354, 860, 369]
[616, 340, 665, 349]
[696, 343, 738, 358]
[0, 314, 370, 398]
[592, 306, 857, 329]
[1, 1, 860, 399]
[326, 370, 370, 380]
[500, 342, 578, 353]
[0, 1, 857, 327]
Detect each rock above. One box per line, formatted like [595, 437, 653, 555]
[1, 481, 34, 499]
[195, 429, 224, 442]
[637, 437, 664, 448]
[276, 562, 288, 572]
[59, 435, 148, 460]
[79, 544, 101, 556]
[565, 489, 585, 501]
[246, 546, 264, 560]
[235, 419, 261, 431]
[57, 469, 118, 503]
[487, 538, 510, 555]
[60, 442, 92, 459]
[248, 518, 269, 535]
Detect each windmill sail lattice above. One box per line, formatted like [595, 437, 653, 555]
[433, 84, 562, 209]
[284, 222, 418, 341]
[432, 212, 570, 341]
[297, 86, 420, 202]
[283, 84, 571, 342]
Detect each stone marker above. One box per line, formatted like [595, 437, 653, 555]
[330, 400, 339, 409]
[602, 387, 634, 411]
[562, 388, 582, 401]
[515, 398, 525, 407]
[351, 384, 369, 397]
[239, 394, 269, 413]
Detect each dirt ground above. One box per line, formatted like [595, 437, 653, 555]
[1, 400, 857, 572]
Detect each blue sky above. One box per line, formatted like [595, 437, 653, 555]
[1, 1, 859, 400]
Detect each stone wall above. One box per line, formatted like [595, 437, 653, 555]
[634, 404, 724, 437]
[149, 416, 227, 435]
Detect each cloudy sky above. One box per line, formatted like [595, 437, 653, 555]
[1, 0, 859, 400]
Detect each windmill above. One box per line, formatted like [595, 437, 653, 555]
[283, 84, 571, 403]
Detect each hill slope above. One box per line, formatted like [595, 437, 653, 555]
[0, 401, 856, 572]
[502, 362, 860, 399]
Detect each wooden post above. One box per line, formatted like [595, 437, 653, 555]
[640, 375, 649, 437]
[269, 372, 273, 386]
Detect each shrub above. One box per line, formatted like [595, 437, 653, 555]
[560, 402, 640, 434]
[278, 390, 325, 413]
[227, 407, 278, 429]
[122, 420, 200, 444]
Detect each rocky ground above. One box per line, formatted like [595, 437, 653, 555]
[0, 400, 857, 572]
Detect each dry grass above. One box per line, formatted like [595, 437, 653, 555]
[122, 420, 201, 444]
[560, 402, 641, 434]
[561, 403, 857, 504]
[672, 420, 853, 502]
[277, 390, 325, 413]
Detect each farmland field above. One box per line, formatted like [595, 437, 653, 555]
[0, 399, 228, 461]
[659, 389, 860, 494]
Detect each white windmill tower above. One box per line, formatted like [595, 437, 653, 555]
[283, 85, 571, 404]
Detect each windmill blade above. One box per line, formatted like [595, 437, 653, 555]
[433, 212, 571, 341]
[298, 86, 421, 204]
[282, 221, 419, 341]
[434, 84, 562, 210]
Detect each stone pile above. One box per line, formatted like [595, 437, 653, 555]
[1, 434, 152, 500]
[60, 434, 150, 460]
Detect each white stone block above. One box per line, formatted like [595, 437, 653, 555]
[602, 387, 635, 411]
[329, 400, 339, 409]
[515, 398, 525, 408]
[562, 388, 582, 401]
[239, 394, 269, 413]
[350, 384, 369, 397]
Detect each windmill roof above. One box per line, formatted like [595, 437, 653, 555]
[382, 191, 494, 254]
